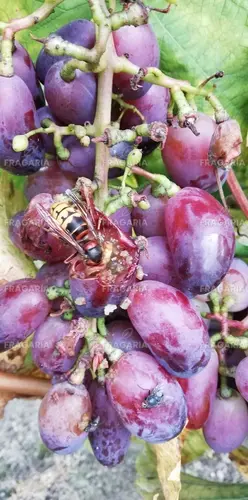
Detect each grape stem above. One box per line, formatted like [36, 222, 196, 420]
[112, 93, 145, 122]
[0, 371, 50, 397]
[0, 0, 64, 77]
[227, 169, 248, 219]
[131, 166, 180, 197]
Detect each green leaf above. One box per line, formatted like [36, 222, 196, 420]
[149, 0, 248, 183]
[181, 429, 210, 464]
[180, 473, 248, 499]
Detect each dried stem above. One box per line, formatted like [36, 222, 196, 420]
[0, 371, 51, 397]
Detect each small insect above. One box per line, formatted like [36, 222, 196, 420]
[142, 385, 164, 409]
[37, 190, 103, 265]
[85, 416, 100, 433]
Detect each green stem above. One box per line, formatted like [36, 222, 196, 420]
[112, 93, 145, 122]
[97, 317, 108, 337]
[220, 376, 233, 399]
[225, 335, 248, 350]
[131, 167, 180, 197]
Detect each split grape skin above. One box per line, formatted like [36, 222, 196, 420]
[113, 24, 160, 100]
[164, 187, 235, 296]
[89, 380, 131, 466]
[178, 349, 218, 429]
[235, 357, 248, 402]
[36, 19, 96, 84]
[39, 382, 92, 454]
[32, 316, 84, 376]
[127, 281, 211, 378]
[25, 159, 75, 201]
[0, 279, 51, 351]
[131, 186, 168, 237]
[106, 351, 187, 443]
[0, 75, 44, 175]
[45, 61, 97, 126]
[203, 390, 248, 453]
[162, 113, 227, 193]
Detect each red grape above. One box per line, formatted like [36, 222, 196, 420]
[45, 61, 97, 125]
[164, 187, 235, 296]
[221, 258, 248, 312]
[235, 357, 248, 402]
[25, 159, 74, 201]
[132, 186, 167, 237]
[106, 319, 148, 353]
[178, 349, 218, 429]
[0, 278, 51, 351]
[138, 236, 179, 287]
[203, 390, 248, 452]
[39, 382, 92, 454]
[32, 316, 83, 375]
[89, 381, 131, 466]
[106, 351, 187, 443]
[162, 113, 227, 192]
[113, 25, 159, 100]
[127, 281, 211, 377]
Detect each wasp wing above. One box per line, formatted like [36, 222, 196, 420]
[65, 190, 99, 240]
[36, 204, 87, 257]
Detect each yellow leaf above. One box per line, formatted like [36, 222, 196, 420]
[152, 439, 181, 500]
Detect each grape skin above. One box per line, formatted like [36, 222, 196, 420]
[113, 25, 160, 100]
[221, 258, 248, 312]
[39, 382, 92, 454]
[106, 351, 187, 443]
[37, 107, 61, 155]
[131, 186, 167, 237]
[0, 279, 51, 351]
[106, 319, 149, 353]
[0, 75, 44, 175]
[12, 41, 45, 108]
[127, 281, 211, 377]
[36, 19, 96, 84]
[164, 187, 235, 296]
[45, 61, 97, 126]
[58, 137, 95, 180]
[178, 349, 218, 429]
[203, 390, 248, 453]
[89, 381, 131, 466]
[138, 236, 180, 287]
[25, 159, 74, 201]
[235, 357, 248, 402]
[162, 113, 227, 192]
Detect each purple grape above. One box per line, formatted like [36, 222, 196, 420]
[235, 357, 248, 402]
[109, 142, 133, 179]
[191, 298, 210, 328]
[39, 382, 92, 454]
[106, 351, 187, 443]
[131, 186, 167, 237]
[0, 75, 44, 175]
[36, 262, 69, 288]
[109, 206, 132, 236]
[32, 316, 83, 375]
[0, 278, 51, 351]
[138, 236, 179, 287]
[45, 61, 97, 125]
[25, 159, 74, 201]
[37, 106, 60, 155]
[11, 41, 45, 108]
[162, 113, 227, 192]
[203, 390, 248, 452]
[221, 258, 248, 312]
[106, 319, 148, 352]
[89, 381, 131, 466]
[113, 25, 160, 100]
[36, 19, 96, 84]
[164, 187, 235, 296]
[128, 281, 211, 377]
[58, 137, 95, 180]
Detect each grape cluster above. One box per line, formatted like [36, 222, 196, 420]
[0, 0, 247, 468]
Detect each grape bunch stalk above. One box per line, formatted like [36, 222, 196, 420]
[0, 0, 248, 472]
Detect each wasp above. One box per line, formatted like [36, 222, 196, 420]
[37, 189, 103, 265]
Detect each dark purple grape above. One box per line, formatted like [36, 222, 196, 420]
[132, 186, 167, 237]
[203, 390, 248, 452]
[11, 41, 45, 108]
[113, 25, 159, 100]
[109, 142, 133, 179]
[45, 61, 97, 125]
[32, 316, 83, 375]
[37, 106, 60, 155]
[164, 187, 235, 296]
[36, 20, 96, 84]
[0, 75, 44, 175]
[89, 381, 131, 466]
[138, 236, 179, 287]
[58, 137, 95, 180]
[162, 113, 227, 192]
[106, 319, 148, 352]
[128, 281, 211, 377]
[25, 159, 74, 201]
[106, 351, 187, 443]
[0, 278, 51, 351]
[36, 262, 69, 288]
[39, 382, 92, 454]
